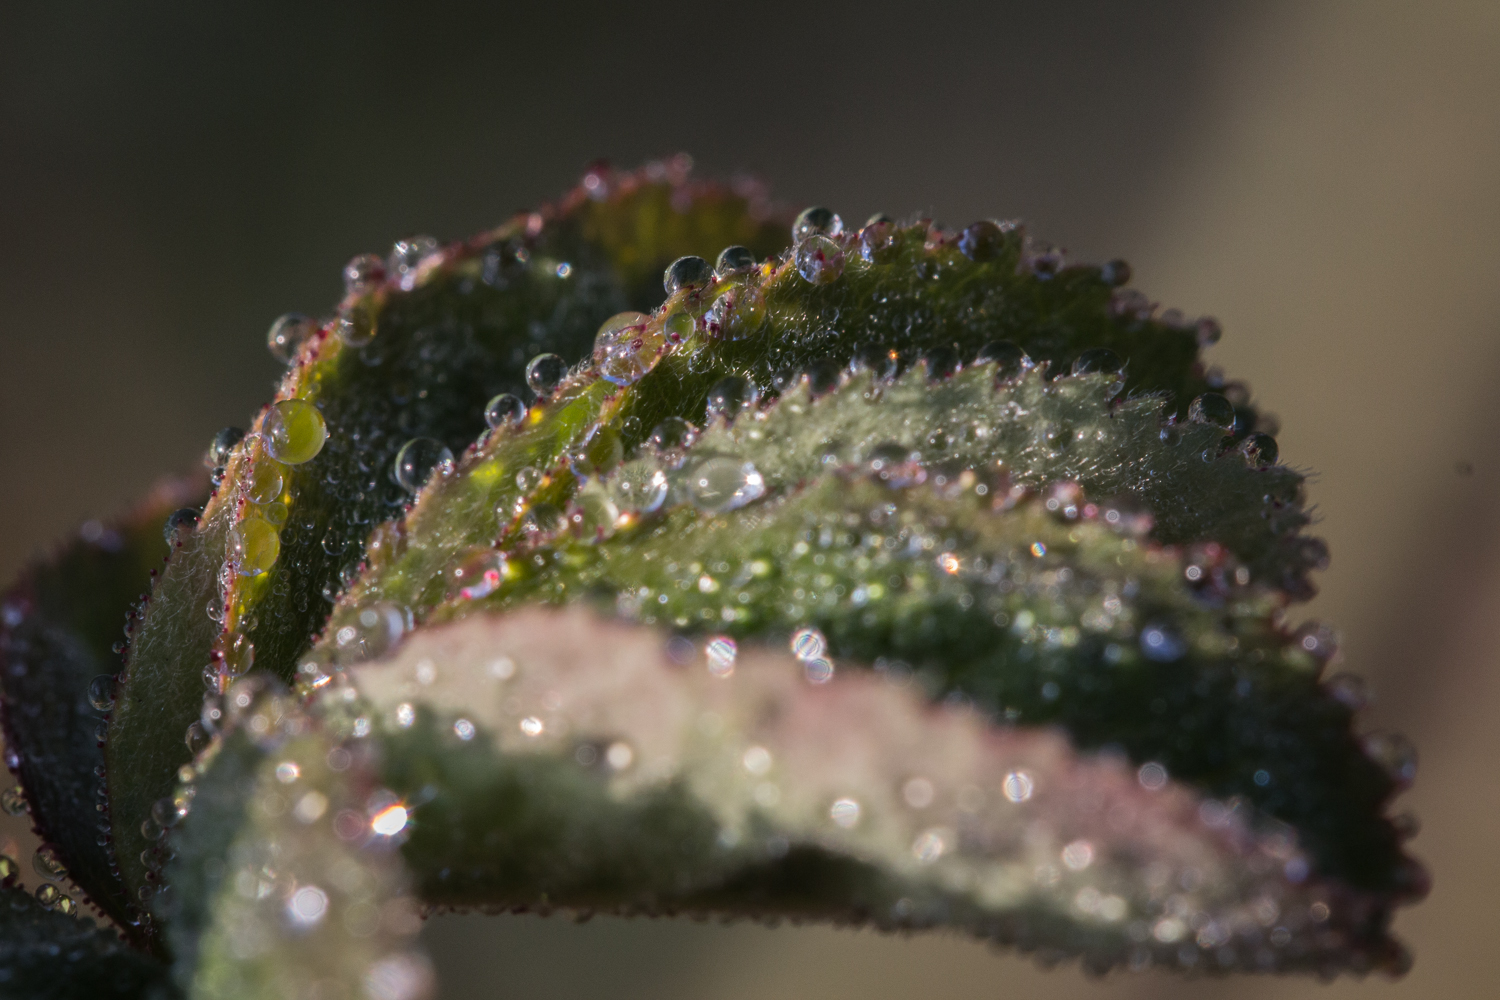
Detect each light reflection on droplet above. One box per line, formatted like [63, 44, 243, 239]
[1002, 770, 1035, 803]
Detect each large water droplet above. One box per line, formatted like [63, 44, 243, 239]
[266, 314, 317, 365]
[263, 400, 327, 465]
[664, 256, 713, 295]
[87, 674, 116, 712]
[525, 353, 568, 397]
[1, 786, 26, 817]
[206, 427, 245, 468]
[393, 438, 454, 493]
[1188, 392, 1236, 430]
[793, 206, 843, 242]
[714, 246, 756, 278]
[594, 312, 663, 386]
[707, 284, 767, 341]
[229, 517, 281, 577]
[687, 458, 765, 513]
[795, 236, 845, 285]
[245, 459, 284, 505]
[705, 376, 759, 423]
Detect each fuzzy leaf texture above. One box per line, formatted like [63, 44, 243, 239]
[0, 161, 1424, 999]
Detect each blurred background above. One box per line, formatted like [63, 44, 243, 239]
[2, 1, 1497, 997]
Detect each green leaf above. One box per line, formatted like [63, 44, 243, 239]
[0, 879, 173, 999]
[1, 477, 206, 940]
[107, 170, 786, 916]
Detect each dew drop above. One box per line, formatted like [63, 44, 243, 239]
[1100, 259, 1132, 287]
[1326, 672, 1369, 711]
[714, 245, 757, 277]
[1188, 392, 1236, 430]
[515, 466, 543, 492]
[1239, 432, 1279, 467]
[687, 458, 765, 514]
[266, 313, 317, 365]
[87, 674, 116, 712]
[647, 417, 699, 458]
[922, 346, 961, 381]
[707, 284, 767, 341]
[525, 353, 568, 397]
[32, 844, 67, 881]
[593, 312, 662, 386]
[389, 235, 438, 288]
[342, 253, 386, 295]
[1072, 348, 1123, 378]
[705, 636, 737, 677]
[185, 721, 212, 755]
[705, 376, 759, 423]
[663, 309, 695, 343]
[795, 236, 845, 285]
[483, 393, 526, 430]
[958, 220, 1007, 261]
[151, 796, 183, 829]
[262, 400, 327, 465]
[335, 602, 409, 665]
[335, 298, 378, 347]
[859, 218, 896, 262]
[974, 340, 1031, 381]
[393, 437, 454, 493]
[1, 786, 26, 817]
[34, 883, 61, 907]
[229, 518, 281, 577]
[244, 460, 284, 505]
[206, 427, 245, 468]
[162, 507, 200, 544]
[664, 256, 713, 294]
[793, 206, 843, 242]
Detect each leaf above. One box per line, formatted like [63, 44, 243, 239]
[1, 476, 206, 940]
[167, 606, 1409, 994]
[0, 879, 173, 999]
[107, 167, 787, 916]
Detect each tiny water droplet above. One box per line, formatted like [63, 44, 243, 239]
[1071, 348, 1126, 396]
[262, 400, 327, 465]
[1100, 259, 1132, 287]
[706, 284, 767, 341]
[705, 376, 759, 423]
[205, 427, 245, 468]
[163, 508, 200, 544]
[245, 460, 284, 505]
[266, 314, 317, 365]
[647, 417, 699, 458]
[484, 393, 526, 430]
[1239, 432, 1279, 467]
[793, 206, 843, 242]
[663, 309, 695, 343]
[151, 796, 183, 829]
[859, 218, 896, 262]
[795, 236, 845, 285]
[34, 883, 61, 907]
[664, 256, 713, 294]
[1188, 392, 1236, 430]
[87, 674, 116, 712]
[525, 353, 568, 397]
[342, 253, 386, 295]
[714, 246, 756, 277]
[335, 298, 378, 346]
[958, 220, 1007, 261]
[393, 437, 454, 493]
[32, 844, 67, 881]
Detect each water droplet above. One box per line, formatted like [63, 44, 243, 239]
[1196, 317, 1223, 347]
[1, 786, 26, 817]
[566, 426, 624, 481]
[245, 459, 284, 505]
[335, 297, 378, 346]
[34, 883, 61, 908]
[1139, 623, 1187, 662]
[229, 517, 281, 577]
[389, 235, 438, 288]
[687, 458, 765, 513]
[714, 246, 757, 277]
[958, 220, 1007, 261]
[662, 309, 695, 344]
[795, 236, 845, 285]
[647, 417, 699, 457]
[866, 442, 923, 488]
[525, 353, 568, 397]
[567, 484, 620, 541]
[262, 400, 327, 465]
[593, 312, 662, 386]
[393, 437, 454, 493]
[447, 549, 508, 601]
[707, 284, 767, 341]
[335, 602, 409, 665]
[1188, 392, 1236, 430]
[921, 346, 961, 381]
[1239, 432, 1279, 467]
[206, 427, 245, 468]
[1001, 770, 1035, 803]
[87, 674, 116, 712]
[52, 893, 77, 916]
[705, 636, 737, 677]
[859, 218, 896, 262]
[483, 394, 526, 431]
[705, 376, 759, 423]
[1072, 348, 1123, 378]
[515, 466, 543, 492]
[185, 721, 212, 755]
[664, 256, 713, 295]
[163, 507, 200, 544]
[1100, 259, 1132, 287]
[793, 206, 843, 242]
[266, 314, 317, 365]
[342, 253, 386, 295]
[1363, 732, 1418, 786]
[613, 465, 670, 514]
[829, 797, 861, 828]
[151, 796, 183, 829]
[32, 844, 67, 881]
[973, 340, 1031, 381]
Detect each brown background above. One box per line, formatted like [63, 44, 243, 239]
[2, 2, 1497, 997]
